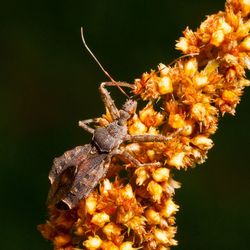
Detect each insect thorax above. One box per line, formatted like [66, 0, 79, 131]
[93, 122, 127, 152]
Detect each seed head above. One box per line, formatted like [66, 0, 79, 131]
[39, 1, 250, 249]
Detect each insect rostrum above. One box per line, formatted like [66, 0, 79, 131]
[48, 81, 178, 209]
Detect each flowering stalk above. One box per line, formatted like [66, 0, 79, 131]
[38, 0, 250, 249]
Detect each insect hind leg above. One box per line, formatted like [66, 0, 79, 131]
[114, 149, 162, 168]
[124, 129, 182, 143]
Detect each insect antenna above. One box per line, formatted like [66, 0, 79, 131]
[80, 27, 129, 98]
[167, 52, 199, 67]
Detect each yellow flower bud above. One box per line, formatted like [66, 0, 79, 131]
[121, 185, 134, 199]
[85, 195, 97, 215]
[210, 29, 224, 47]
[239, 0, 250, 15]
[157, 76, 173, 95]
[83, 235, 102, 250]
[125, 216, 146, 232]
[158, 246, 171, 250]
[135, 167, 149, 185]
[147, 181, 163, 202]
[222, 89, 238, 103]
[202, 59, 219, 75]
[139, 106, 154, 123]
[75, 225, 84, 236]
[147, 149, 156, 161]
[101, 241, 119, 250]
[181, 122, 194, 136]
[153, 228, 170, 244]
[168, 113, 185, 129]
[192, 135, 213, 150]
[193, 75, 208, 88]
[54, 234, 71, 248]
[100, 179, 112, 195]
[128, 114, 147, 135]
[161, 178, 181, 195]
[102, 222, 122, 240]
[168, 152, 186, 169]
[145, 208, 161, 225]
[192, 149, 205, 163]
[160, 199, 179, 218]
[184, 58, 198, 77]
[125, 143, 141, 153]
[236, 19, 250, 38]
[226, 68, 236, 82]
[152, 168, 170, 182]
[218, 18, 232, 34]
[158, 63, 170, 76]
[176, 37, 189, 53]
[239, 78, 250, 87]
[118, 210, 134, 224]
[91, 212, 110, 227]
[148, 126, 159, 135]
[191, 103, 206, 121]
[120, 241, 137, 250]
[139, 105, 164, 127]
[241, 36, 250, 50]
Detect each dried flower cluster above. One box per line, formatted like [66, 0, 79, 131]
[38, 0, 250, 249]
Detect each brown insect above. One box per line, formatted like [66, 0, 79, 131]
[48, 29, 180, 209]
[48, 81, 182, 209]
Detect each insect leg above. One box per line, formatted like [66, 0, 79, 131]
[114, 149, 162, 168]
[124, 129, 182, 143]
[79, 118, 99, 134]
[101, 81, 135, 89]
[99, 81, 134, 121]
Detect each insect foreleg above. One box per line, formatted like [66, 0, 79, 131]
[99, 82, 134, 121]
[79, 118, 99, 134]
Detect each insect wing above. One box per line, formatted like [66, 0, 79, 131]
[47, 144, 92, 207]
[47, 165, 76, 207]
[61, 152, 108, 209]
[49, 144, 92, 184]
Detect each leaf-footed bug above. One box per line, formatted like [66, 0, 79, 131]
[48, 81, 182, 209]
[48, 29, 181, 209]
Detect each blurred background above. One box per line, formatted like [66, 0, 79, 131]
[1, 0, 250, 249]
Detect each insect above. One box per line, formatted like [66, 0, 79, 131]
[48, 81, 181, 209]
[48, 28, 181, 209]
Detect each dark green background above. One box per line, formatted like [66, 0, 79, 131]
[1, 0, 250, 249]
